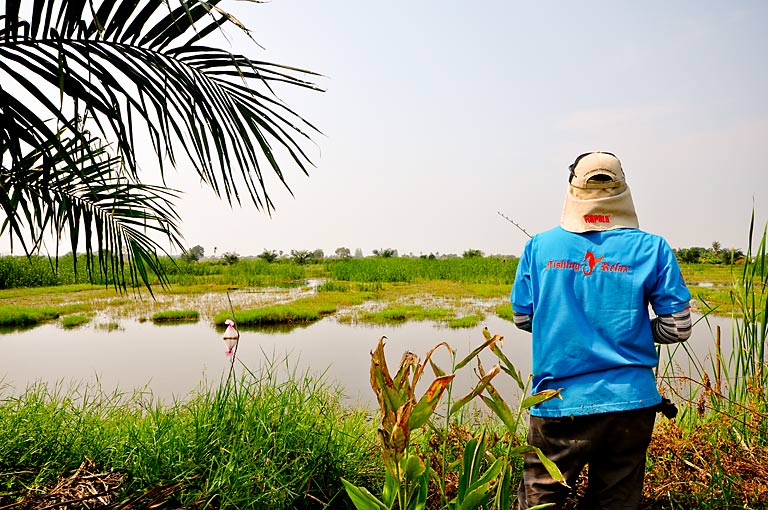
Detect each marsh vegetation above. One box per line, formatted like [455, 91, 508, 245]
[0, 227, 766, 509]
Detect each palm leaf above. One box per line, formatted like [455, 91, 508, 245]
[0, 123, 183, 294]
[1, 0, 322, 290]
[1, 0, 321, 209]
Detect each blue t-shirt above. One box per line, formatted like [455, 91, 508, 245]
[510, 227, 691, 417]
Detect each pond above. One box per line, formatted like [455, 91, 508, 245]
[0, 305, 733, 409]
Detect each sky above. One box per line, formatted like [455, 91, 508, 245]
[6, 1, 768, 259]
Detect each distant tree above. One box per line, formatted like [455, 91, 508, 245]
[718, 247, 745, 265]
[354, 248, 364, 258]
[373, 248, 398, 258]
[463, 249, 484, 258]
[335, 247, 352, 258]
[290, 250, 313, 265]
[258, 250, 279, 263]
[312, 249, 325, 260]
[180, 245, 205, 263]
[222, 252, 240, 265]
[675, 247, 705, 264]
[676, 245, 746, 265]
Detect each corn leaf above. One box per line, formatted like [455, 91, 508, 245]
[341, 479, 388, 510]
[520, 389, 563, 410]
[408, 374, 454, 430]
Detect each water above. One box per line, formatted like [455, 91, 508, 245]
[0, 311, 733, 409]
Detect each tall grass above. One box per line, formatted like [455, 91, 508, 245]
[0, 256, 309, 291]
[157, 258, 307, 287]
[327, 257, 518, 284]
[650, 217, 768, 508]
[0, 255, 96, 288]
[0, 361, 379, 509]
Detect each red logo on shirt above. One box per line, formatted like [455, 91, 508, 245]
[544, 251, 631, 276]
[582, 251, 603, 276]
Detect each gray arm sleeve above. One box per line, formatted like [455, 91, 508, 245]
[651, 309, 692, 344]
[513, 312, 532, 333]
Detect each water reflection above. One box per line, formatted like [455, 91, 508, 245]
[0, 312, 733, 409]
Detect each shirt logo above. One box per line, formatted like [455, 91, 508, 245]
[582, 251, 603, 276]
[544, 251, 631, 276]
[583, 214, 611, 224]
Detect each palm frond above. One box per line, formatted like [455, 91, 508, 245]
[0, 124, 184, 294]
[0, 0, 322, 211]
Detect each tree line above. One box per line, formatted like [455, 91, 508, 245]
[674, 241, 745, 265]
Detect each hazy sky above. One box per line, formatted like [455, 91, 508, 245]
[10, 1, 768, 259]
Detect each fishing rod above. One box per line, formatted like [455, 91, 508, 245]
[497, 211, 532, 239]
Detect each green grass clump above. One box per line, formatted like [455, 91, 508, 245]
[61, 315, 90, 328]
[0, 365, 380, 509]
[150, 309, 200, 323]
[495, 304, 514, 322]
[0, 305, 61, 326]
[446, 314, 483, 329]
[95, 322, 121, 332]
[214, 292, 373, 327]
[223, 303, 333, 326]
[358, 305, 453, 325]
[317, 281, 350, 292]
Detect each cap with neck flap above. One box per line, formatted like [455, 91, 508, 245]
[560, 151, 639, 233]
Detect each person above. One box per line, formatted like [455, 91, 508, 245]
[510, 151, 692, 510]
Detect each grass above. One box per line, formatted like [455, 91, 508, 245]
[494, 303, 515, 322]
[1, 238, 767, 508]
[150, 309, 200, 323]
[0, 256, 747, 327]
[680, 263, 765, 315]
[354, 304, 453, 324]
[646, 218, 768, 508]
[0, 363, 380, 510]
[446, 314, 484, 329]
[327, 256, 518, 284]
[61, 315, 90, 328]
[95, 321, 121, 332]
[0, 305, 62, 326]
[213, 291, 374, 327]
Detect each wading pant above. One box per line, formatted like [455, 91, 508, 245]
[517, 406, 656, 510]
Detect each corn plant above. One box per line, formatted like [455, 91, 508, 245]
[342, 337, 455, 510]
[343, 328, 565, 510]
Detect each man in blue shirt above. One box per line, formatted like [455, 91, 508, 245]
[511, 152, 691, 509]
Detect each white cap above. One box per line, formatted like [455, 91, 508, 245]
[569, 152, 626, 189]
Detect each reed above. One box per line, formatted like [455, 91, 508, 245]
[661, 217, 767, 439]
[650, 217, 768, 508]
